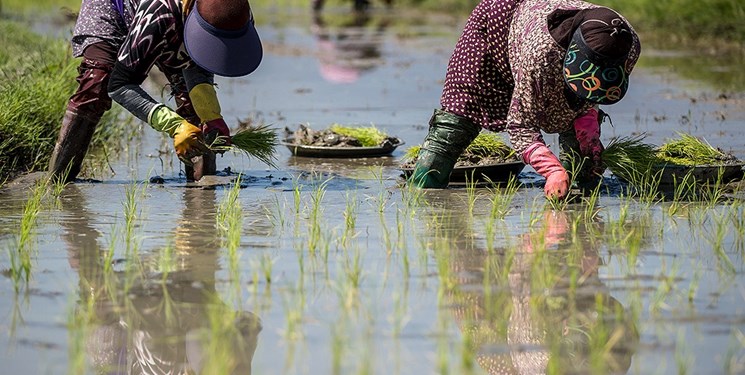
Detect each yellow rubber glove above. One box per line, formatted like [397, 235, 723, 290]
[189, 83, 222, 122]
[189, 83, 232, 149]
[149, 105, 209, 165]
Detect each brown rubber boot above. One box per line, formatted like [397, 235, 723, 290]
[48, 110, 99, 183]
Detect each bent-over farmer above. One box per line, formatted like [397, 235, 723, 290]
[409, 0, 641, 199]
[48, 0, 263, 182]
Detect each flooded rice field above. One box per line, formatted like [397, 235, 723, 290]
[2, 5, 745, 375]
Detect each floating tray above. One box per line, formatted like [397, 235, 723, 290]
[401, 160, 525, 184]
[653, 163, 745, 185]
[281, 139, 404, 158]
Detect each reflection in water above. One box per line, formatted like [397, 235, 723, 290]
[312, 0, 393, 13]
[61, 186, 261, 374]
[421, 192, 639, 374]
[311, 10, 390, 84]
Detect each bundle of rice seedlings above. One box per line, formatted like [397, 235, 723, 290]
[657, 133, 733, 166]
[601, 134, 659, 181]
[401, 133, 517, 166]
[210, 124, 278, 168]
[402, 145, 421, 163]
[329, 124, 388, 147]
[464, 133, 516, 160]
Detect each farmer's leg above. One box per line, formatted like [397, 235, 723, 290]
[49, 42, 117, 182]
[409, 109, 480, 188]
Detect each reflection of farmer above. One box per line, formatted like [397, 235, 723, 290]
[410, 0, 641, 199]
[63, 186, 261, 374]
[312, 0, 393, 13]
[311, 10, 388, 84]
[419, 194, 638, 374]
[48, 0, 263, 182]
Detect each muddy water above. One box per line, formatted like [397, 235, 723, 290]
[2, 5, 745, 375]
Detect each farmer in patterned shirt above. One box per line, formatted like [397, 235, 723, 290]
[409, 0, 641, 199]
[48, 0, 262, 182]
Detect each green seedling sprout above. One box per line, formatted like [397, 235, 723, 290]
[307, 177, 331, 256]
[7, 180, 46, 291]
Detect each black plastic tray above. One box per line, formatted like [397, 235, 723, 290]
[281, 139, 404, 158]
[401, 160, 525, 184]
[653, 163, 745, 185]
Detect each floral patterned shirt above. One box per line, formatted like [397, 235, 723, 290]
[440, 0, 640, 154]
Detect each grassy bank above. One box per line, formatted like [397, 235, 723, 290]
[0, 20, 124, 183]
[597, 0, 744, 42]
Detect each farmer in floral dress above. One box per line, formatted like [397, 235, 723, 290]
[410, 0, 641, 199]
[48, 0, 262, 182]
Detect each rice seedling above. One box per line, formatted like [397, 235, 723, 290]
[723, 329, 745, 375]
[402, 133, 516, 168]
[307, 177, 330, 255]
[687, 266, 702, 303]
[217, 178, 244, 301]
[330, 320, 348, 375]
[649, 262, 679, 315]
[367, 166, 391, 213]
[601, 134, 659, 182]
[486, 175, 519, 222]
[704, 211, 736, 274]
[657, 133, 734, 166]
[7, 180, 46, 290]
[667, 171, 696, 216]
[281, 282, 306, 341]
[122, 181, 145, 254]
[328, 124, 390, 147]
[675, 329, 694, 375]
[388, 288, 411, 338]
[210, 124, 278, 168]
[464, 132, 517, 160]
[464, 171, 479, 216]
[49, 161, 74, 198]
[631, 168, 664, 206]
[727, 201, 745, 254]
[264, 194, 287, 231]
[198, 299, 262, 375]
[582, 183, 603, 222]
[343, 247, 364, 290]
[699, 167, 729, 206]
[341, 192, 358, 247]
[292, 176, 303, 214]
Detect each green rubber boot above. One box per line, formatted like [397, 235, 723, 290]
[409, 109, 480, 188]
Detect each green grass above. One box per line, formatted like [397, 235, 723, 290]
[596, 0, 745, 42]
[1, 0, 80, 14]
[0, 20, 124, 183]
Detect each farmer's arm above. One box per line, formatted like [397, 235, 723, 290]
[182, 65, 231, 146]
[106, 3, 207, 163]
[506, 62, 570, 199]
